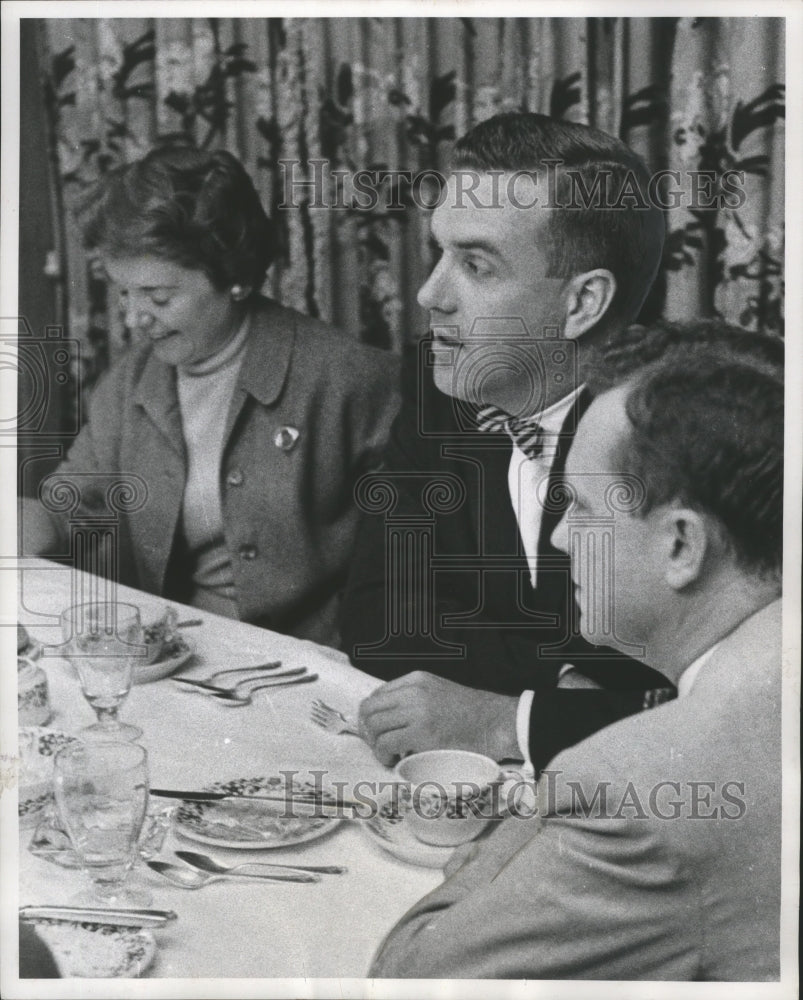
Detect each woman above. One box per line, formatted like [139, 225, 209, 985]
[21, 145, 400, 645]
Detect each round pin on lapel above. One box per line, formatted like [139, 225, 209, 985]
[274, 426, 300, 451]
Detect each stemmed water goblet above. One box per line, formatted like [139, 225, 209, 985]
[53, 740, 152, 907]
[60, 601, 145, 741]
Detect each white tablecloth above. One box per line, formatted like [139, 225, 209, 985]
[11, 559, 443, 979]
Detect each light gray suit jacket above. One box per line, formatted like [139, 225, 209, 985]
[370, 599, 782, 980]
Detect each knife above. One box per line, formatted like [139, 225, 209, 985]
[19, 905, 177, 928]
[171, 667, 305, 693]
[151, 787, 377, 816]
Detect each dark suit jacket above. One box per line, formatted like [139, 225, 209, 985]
[340, 341, 674, 770]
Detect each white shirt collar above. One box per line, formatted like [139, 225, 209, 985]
[534, 385, 584, 437]
[677, 643, 720, 698]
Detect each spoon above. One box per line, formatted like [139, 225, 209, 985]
[146, 859, 319, 888]
[174, 850, 346, 876]
[210, 674, 320, 706]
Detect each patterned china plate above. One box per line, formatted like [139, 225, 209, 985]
[132, 637, 194, 685]
[174, 775, 343, 849]
[361, 791, 454, 868]
[18, 728, 82, 826]
[30, 919, 156, 978]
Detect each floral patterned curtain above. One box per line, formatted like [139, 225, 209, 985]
[32, 16, 785, 390]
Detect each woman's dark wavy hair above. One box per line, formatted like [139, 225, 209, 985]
[586, 320, 784, 578]
[81, 142, 278, 293]
[452, 112, 665, 332]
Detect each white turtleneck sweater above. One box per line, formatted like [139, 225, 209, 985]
[175, 316, 251, 619]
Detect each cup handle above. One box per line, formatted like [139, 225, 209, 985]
[493, 767, 538, 819]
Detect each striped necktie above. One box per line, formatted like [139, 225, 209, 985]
[476, 405, 545, 459]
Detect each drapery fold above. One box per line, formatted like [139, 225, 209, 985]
[31, 16, 785, 391]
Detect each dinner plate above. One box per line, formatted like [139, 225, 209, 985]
[132, 637, 194, 685]
[30, 919, 156, 978]
[174, 775, 343, 849]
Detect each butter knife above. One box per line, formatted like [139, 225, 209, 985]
[151, 787, 377, 816]
[19, 905, 177, 928]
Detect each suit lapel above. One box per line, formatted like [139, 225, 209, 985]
[480, 440, 520, 556]
[435, 384, 518, 558]
[465, 386, 592, 559]
[222, 297, 297, 445]
[447, 388, 590, 607]
[131, 352, 185, 459]
[537, 387, 592, 555]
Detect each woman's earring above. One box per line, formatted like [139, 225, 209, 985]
[230, 284, 247, 301]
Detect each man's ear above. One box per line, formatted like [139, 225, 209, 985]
[563, 269, 617, 340]
[661, 507, 710, 590]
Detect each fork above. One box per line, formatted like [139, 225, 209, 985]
[310, 699, 361, 737]
[176, 662, 282, 689]
[173, 667, 304, 695]
[207, 661, 282, 681]
[209, 673, 319, 706]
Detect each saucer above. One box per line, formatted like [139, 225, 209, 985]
[360, 767, 531, 868]
[132, 638, 194, 685]
[362, 799, 455, 868]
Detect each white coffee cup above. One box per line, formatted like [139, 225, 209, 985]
[395, 749, 503, 847]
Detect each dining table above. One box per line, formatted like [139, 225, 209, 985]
[11, 557, 446, 981]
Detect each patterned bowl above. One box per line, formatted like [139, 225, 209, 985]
[18, 727, 81, 827]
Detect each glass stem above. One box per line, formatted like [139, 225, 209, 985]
[95, 706, 119, 727]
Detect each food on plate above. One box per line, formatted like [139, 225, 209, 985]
[142, 608, 188, 664]
[190, 798, 331, 843]
[175, 775, 342, 848]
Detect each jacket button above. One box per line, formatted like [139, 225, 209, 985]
[238, 544, 258, 561]
[226, 468, 244, 486]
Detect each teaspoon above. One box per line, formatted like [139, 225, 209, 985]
[146, 859, 319, 888]
[174, 849, 345, 876]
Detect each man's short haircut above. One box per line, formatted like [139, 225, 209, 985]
[582, 318, 785, 390]
[452, 112, 665, 330]
[587, 320, 783, 578]
[81, 143, 278, 294]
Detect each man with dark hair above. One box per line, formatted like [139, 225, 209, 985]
[340, 111, 671, 771]
[450, 111, 663, 331]
[370, 322, 783, 980]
